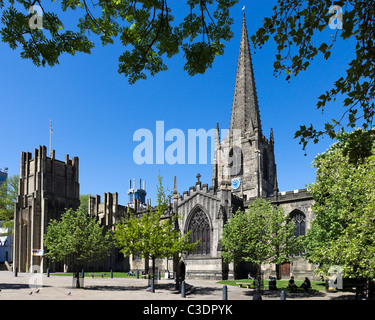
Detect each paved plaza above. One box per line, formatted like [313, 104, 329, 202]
[0, 271, 356, 300]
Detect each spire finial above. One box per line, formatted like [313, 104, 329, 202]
[173, 176, 177, 194]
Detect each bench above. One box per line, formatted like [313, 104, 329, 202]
[237, 282, 253, 289]
[141, 274, 148, 279]
[89, 273, 105, 278]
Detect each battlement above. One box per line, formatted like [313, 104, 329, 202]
[89, 192, 127, 226]
[179, 181, 217, 202]
[244, 188, 312, 207]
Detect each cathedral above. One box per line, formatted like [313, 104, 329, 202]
[13, 14, 316, 280]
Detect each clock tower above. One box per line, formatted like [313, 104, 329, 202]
[212, 13, 278, 200]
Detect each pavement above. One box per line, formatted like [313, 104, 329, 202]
[0, 271, 356, 300]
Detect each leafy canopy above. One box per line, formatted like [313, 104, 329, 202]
[305, 129, 375, 279]
[0, 174, 19, 232]
[44, 206, 112, 268]
[251, 0, 375, 161]
[114, 174, 198, 271]
[221, 198, 302, 269]
[0, 0, 239, 84]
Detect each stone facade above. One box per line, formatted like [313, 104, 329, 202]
[13, 146, 79, 272]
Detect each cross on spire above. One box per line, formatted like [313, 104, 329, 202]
[196, 173, 201, 183]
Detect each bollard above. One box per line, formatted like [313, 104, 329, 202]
[110, 269, 113, 278]
[136, 270, 139, 279]
[181, 280, 186, 298]
[47, 268, 50, 277]
[158, 270, 161, 280]
[14, 267, 18, 277]
[151, 277, 155, 293]
[81, 269, 84, 278]
[280, 290, 286, 300]
[222, 285, 228, 300]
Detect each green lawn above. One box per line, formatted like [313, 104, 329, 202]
[49, 271, 164, 278]
[217, 278, 327, 292]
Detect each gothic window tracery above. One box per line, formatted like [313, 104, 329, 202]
[188, 209, 210, 255]
[290, 210, 306, 237]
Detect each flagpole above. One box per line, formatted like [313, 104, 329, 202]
[50, 119, 52, 154]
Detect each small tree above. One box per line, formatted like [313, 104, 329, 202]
[44, 206, 112, 287]
[221, 198, 301, 288]
[0, 174, 19, 232]
[114, 175, 198, 276]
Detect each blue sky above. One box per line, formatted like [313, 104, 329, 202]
[0, 1, 355, 204]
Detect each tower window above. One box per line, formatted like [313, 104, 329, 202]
[229, 146, 243, 176]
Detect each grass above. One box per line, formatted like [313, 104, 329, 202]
[217, 278, 327, 292]
[49, 271, 164, 278]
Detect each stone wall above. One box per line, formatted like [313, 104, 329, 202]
[13, 146, 80, 273]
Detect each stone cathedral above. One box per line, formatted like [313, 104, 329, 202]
[13, 14, 316, 280]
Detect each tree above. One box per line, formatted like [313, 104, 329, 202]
[0, 0, 239, 84]
[304, 129, 375, 285]
[221, 198, 302, 285]
[79, 193, 94, 214]
[114, 174, 198, 276]
[251, 0, 375, 162]
[44, 206, 112, 287]
[0, 174, 19, 232]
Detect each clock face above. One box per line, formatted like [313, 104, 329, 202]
[231, 177, 241, 190]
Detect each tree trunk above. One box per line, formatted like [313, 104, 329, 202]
[75, 259, 81, 288]
[152, 257, 156, 278]
[75, 270, 80, 288]
[257, 264, 262, 293]
[276, 264, 281, 280]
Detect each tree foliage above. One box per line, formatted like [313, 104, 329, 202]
[0, 0, 239, 83]
[114, 174, 198, 274]
[251, 0, 375, 161]
[305, 129, 375, 279]
[44, 206, 112, 271]
[0, 174, 19, 232]
[221, 198, 302, 275]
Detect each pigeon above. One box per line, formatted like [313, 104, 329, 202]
[29, 291, 33, 295]
[67, 292, 71, 295]
[35, 289, 40, 293]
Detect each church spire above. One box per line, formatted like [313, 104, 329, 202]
[230, 13, 261, 138]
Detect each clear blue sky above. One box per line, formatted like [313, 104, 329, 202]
[0, 1, 355, 205]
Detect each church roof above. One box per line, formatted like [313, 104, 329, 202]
[230, 13, 262, 137]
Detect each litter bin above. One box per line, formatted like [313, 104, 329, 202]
[269, 276, 277, 290]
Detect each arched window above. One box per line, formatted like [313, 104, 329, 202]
[229, 146, 243, 176]
[263, 150, 269, 180]
[290, 210, 306, 237]
[188, 209, 210, 255]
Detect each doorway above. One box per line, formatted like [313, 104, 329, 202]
[281, 262, 290, 278]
